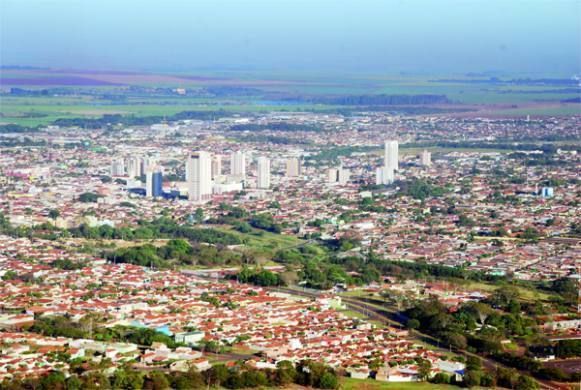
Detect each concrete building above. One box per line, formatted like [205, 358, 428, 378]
[420, 149, 431, 167]
[384, 140, 399, 172]
[327, 168, 339, 183]
[230, 151, 246, 178]
[187, 152, 212, 202]
[286, 157, 301, 177]
[126, 156, 141, 178]
[257, 156, 271, 189]
[338, 167, 350, 185]
[145, 169, 163, 198]
[376, 140, 398, 185]
[110, 158, 125, 177]
[211, 155, 222, 179]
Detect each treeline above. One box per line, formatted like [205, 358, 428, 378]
[229, 122, 320, 132]
[69, 217, 242, 245]
[307, 94, 450, 106]
[106, 239, 242, 268]
[0, 360, 340, 390]
[234, 266, 284, 286]
[0, 124, 40, 133]
[51, 110, 235, 129]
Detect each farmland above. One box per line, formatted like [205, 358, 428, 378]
[1, 68, 579, 127]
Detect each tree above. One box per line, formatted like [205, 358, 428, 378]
[112, 368, 144, 390]
[276, 360, 297, 385]
[205, 364, 229, 388]
[463, 370, 482, 388]
[39, 371, 66, 390]
[319, 372, 339, 389]
[194, 208, 204, 223]
[65, 375, 83, 390]
[407, 319, 420, 330]
[516, 375, 539, 390]
[417, 358, 432, 381]
[48, 209, 60, 220]
[148, 371, 170, 390]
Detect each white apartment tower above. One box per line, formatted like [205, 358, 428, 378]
[230, 151, 246, 178]
[420, 149, 432, 167]
[256, 156, 271, 189]
[384, 140, 399, 172]
[286, 157, 301, 177]
[187, 151, 212, 202]
[110, 158, 125, 177]
[376, 140, 399, 185]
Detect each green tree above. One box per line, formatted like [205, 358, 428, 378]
[48, 209, 60, 220]
[516, 375, 539, 390]
[148, 371, 170, 390]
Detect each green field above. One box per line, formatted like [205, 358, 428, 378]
[341, 377, 457, 390]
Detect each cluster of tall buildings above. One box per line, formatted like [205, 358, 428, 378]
[376, 140, 398, 185]
[185, 151, 273, 202]
[111, 156, 164, 198]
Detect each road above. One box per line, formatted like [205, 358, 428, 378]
[272, 287, 571, 390]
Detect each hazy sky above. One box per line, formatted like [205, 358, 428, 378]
[1, 0, 580, 75]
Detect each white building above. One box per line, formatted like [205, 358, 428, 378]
[420, 149, 432, 167]
[286, 157, 301, 177]
[257, 156, 271, 189]
[110, 158, 125, 176]
[230, 151, 246, 178]
[187, 151, 212, 202]
[377, 140, 398, 185]
[384, 140, 399, 172]
[126, 156, 141, 178]
[376, 166, 395, 185]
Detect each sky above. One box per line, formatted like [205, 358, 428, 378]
[1, 0, 580, 75]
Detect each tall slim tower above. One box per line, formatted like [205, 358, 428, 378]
[146, 168, 163, 198]
[384, 140, 399, 172]
[230, 151, 246, 178]
[257, 156, 270, 189]
[187, 152, 212, 202]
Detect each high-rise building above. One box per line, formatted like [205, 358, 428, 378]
[146, 169, 163, 198]
[376, 140, 398, 185]
[211, 155, 222, 179]
[141, 157, 152, 177]
[230, 151, 246, 178]
[384, 140, 399, 172]
[420, 149, 432, 167]
[187, 152, 212, 202]
[126, 157, 141, 178]
[257, 156, 271, 189]
[110, 158, 125, 176]
[376, 166, 394, 185]
[327, 168, 339, 183]
[338, 167, 350, 185]
[286, 157, 301, 177]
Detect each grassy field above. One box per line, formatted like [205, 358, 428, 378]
[341, 377, 457, 390]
